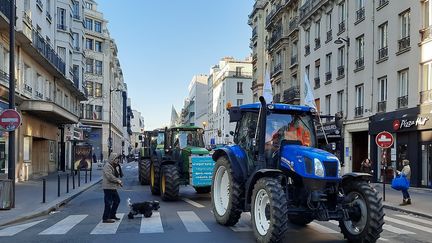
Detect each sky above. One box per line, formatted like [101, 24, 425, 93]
[98, 0, 254, 130]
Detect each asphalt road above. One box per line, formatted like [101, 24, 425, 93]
[0, 161, 431, 243]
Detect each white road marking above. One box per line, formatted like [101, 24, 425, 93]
[182, 198, 205, 208]
[379, 238, 389, 241]
[394, 214, 432, 226]
[178, 211, 210, 232]
[309, 222, 339, 234]
[383, 224, 415, 235]
[39, 215, 87, 235]
[90, 213, 124, 234]
[140, 212, 164, 233]
[385, 216, 432, 234]
[0, 220, 46, 236]
[230, 212, 252, 232]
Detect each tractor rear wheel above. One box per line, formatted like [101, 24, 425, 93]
[138, 159, 151, 185]
[211, 156, 243, 226]
[150, 161, 161, 195]
[251, 177, 288, 243]
[339, 180, 384, 243]
[194, 186, 211, 194]
[160, 164, 180, 201]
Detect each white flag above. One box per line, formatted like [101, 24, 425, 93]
[262, 68, 273, 103]
[303, 72, 316, 108]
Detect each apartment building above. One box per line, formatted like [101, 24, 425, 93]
[207, 57, 253, 145]
[130, 109, 144, 149]
[181, 75, 208, 127]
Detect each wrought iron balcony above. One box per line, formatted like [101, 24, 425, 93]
[265, 3, 283, 27]
[377, 101, 386, 113]
[355, 57, 364, 70]
[337, 65, 344, 77]
[397, 95, 408, 108]
[299, 0, 324, 22]
[420, 89, 432, 104]
[36, 91, 43, 99]
[326, 29, 332, 42]
[356, 7, 365, 22]
[45, 97, 52, 102]
[338, 21, 345, 34]
[73, 14, 80, 20]
[32, 29, 66, 75]
[46, 11, 52, 22]
[0, 0, 13, 21]
[24, 83, 33, 93]
[0, 69, 8, 83]
[325, 72, 332, 82]
[288, 16, 298, 33]
[398, 36, 410, 51]
[268, 27, 283, 48]
[314, 38, 321, 50]
[252, 27, 257, 40]
[378, 46, 388, 60]
[36, 0, 43, 10]
[377, 0, 389, 10]
[290, 55, 298, 66]
[23, 11, 32, 25]
[305, 44, 310, 56]
[420, 26, 432, 42]
[354, 106, 364, 117]
[57, 24, 67, 31]
[271, 63, 282, 77]
[314, 77, 320, 88]
[283, 86, 300, 104]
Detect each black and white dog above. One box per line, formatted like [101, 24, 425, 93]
[127, 198, 160, 219]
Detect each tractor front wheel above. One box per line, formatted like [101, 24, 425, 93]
[138, 159, 151, 185]
[160, 164, 180, 201]
[251, 177, 288, 243]
[150, 161, 160, 195]
[339, 180, 384, 243]
[211, 156, 243, 226]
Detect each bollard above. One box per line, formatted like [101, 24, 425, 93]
[72, 171, 75, 189]
[85, 170, 88, 183]
[67, 174, 69, 193]
[78, 169, 81, 187]
[43, 179, 46, 203]
[58, 174, 61, 197]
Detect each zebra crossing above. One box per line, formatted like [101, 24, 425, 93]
[1, 211, 432, 238]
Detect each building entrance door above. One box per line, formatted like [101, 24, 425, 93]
[421, 143, 432, 188]
[352, 131, 368, 172]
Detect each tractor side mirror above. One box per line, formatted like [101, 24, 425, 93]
[229, 131, 234, 136]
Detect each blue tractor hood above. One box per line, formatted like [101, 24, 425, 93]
[280, 145, 341, 180]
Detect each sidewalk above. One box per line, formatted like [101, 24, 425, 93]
[0, 165, 103, 227]
[372, 183, 432, 219]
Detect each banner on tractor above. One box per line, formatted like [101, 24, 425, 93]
[189, 156, 215, 186]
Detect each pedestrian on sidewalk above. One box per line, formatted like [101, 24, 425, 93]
[360, 158, 373, 175]
[397, 159, 411, 206]
[93, 153, 97, 164]
[102, 152, 123, 223]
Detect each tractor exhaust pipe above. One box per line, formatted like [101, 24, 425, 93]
[256, 96, 268, 168]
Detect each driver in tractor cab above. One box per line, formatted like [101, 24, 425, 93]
[284, 115, 311, 146]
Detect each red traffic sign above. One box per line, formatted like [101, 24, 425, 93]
[375, 131, 394, 149]
[0, 109, 22, 132]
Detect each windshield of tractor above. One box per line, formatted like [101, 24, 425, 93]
[173, 129, 205, 149]
[151, 132, 165, 146]
[265, 112, 316, 148]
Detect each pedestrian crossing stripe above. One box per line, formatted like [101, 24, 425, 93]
[394, 214, 432, 227]
[140, 212, 163, 233]
[385, 216, 432, 234]
[39, 215, 87, 235]
[382, 224, 415, 235]
[90, 213, 125, 234]
[0, 220, 46, 236]
[309, 222, 339, 234]
[178, 211, 210, 232]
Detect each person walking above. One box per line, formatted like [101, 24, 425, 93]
[360, 158, 373, 174]
[102, 153, 123, 223]
[397, 159, 411, 205]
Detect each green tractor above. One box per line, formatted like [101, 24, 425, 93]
[150, 126, 215, 201]
[138, 129, 165, 185]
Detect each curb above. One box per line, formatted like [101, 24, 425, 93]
[0, 178, 102, 227]
[383, 204, 432, 220]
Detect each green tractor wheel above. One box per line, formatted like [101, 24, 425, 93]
[138, 160, 151, 185]
[160, 164, 180, 201]
[150, 161, 161, 195]
[194, 186, 211, 194]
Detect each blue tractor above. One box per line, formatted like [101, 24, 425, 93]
[211, 97, 384, 243]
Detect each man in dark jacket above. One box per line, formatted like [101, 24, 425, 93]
[102, 153, 123, 223]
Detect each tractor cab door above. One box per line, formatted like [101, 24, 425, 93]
[235, 111, 259, 174]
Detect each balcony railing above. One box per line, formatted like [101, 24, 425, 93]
[46, 11, 52, 22]
[0, 69, 8, 84]
[24, 83, 33, 93]
[354, 106, 364, 117]
[305, 44, 310, 56]
[325, 72, 332, 82]
[0, 0, 13, 21]
[338, 21, 345, 34]
[265, 3, 283, 26]
[36, 0, 43, 10]
[420, 89, 432, 104]
[420, 26, 432, 42]
[273, 93, 281, 103]
[377, 0, 389, 10]
[45, 97, 52, 102]
[288, 16, 298, 33]
[299, 0, 322, 21]
[57, 24, 67, 30]
[252, 80, 257, 88]
[397, 95, 408, 108]
[268, 27, 283, 48]
[252, 27, 257, 39]
[377, 101, 386, 112]
[314, 38, 321, 49]
[283, 86, 300, 103]
[378, 46, 388, 60]
[271, 63, 282, 76]
[73, 14, 80, 20]
[290, 55, 298, 66]
[23, 11, 32, 25]
[36, 91, 43, 99]
[398, 36, 410, 51]
[314, 77, 320, 88]
[32, 29, 66, 75]
[326, 30, 332, 42]
[355, 57, 364, 70]
[356, 7, 365, 22]
[337, 65, 344, 77]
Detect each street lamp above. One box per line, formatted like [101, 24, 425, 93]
[108, 87, 122, 157]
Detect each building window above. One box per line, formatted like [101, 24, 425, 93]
[338, 1, 346, 33]
[86, 58, 94, 73]
[378, 76, 387, 102]
[326, 11, 332, 31]
[95, 41, 102, 52]
[237, 99, 243, 106]
[355, 35, 365, 69]
[305, 65, 310, 80]
[85, 104, 93, 119]
[95, 60, 103, 75]
[57, 8, 66, 30]
[57, 46, 66, 62]
[94, 105, 102, 120]
[355, 84, 364, 116]
[314, 19, 321, 49]
[85, 18, 93, 30]
[85, 2, 92, 9]
[398, 69, 408, 108]
[378, 22, 388, 48]
[400, 10, 410, 38]
[72, 32, 79, 49]
[237, 82, 243, 94]
[326, 53, 332, 74]
[423, 61, 432, 91]
[86, 38, 93, 50]
[325, 95, 331, 116]
[86, 81, 93, 97]
[315, 98, 321, 113]
[72, 0, 79, 18]
[95, 21, 102, 33]
[95, 82, 102, 97]
[72, 65, 79, 83]
[337, 90, 343, 113]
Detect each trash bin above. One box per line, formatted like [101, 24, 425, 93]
[0, 179, 13, 210]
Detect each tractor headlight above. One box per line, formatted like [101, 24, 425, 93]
[314, 158, 324, 177]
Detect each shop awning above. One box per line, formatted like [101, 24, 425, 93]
[20, 100, 79, 125]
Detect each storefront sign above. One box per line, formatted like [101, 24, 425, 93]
[0, 109, 22, 132]
[393, 117, 429, 131]
[73, 144, 92, 171]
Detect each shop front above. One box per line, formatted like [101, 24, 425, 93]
[370, 105, 432, 187]
[316, 120, 343, 162]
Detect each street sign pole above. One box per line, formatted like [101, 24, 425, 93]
[376, 131, 394, 202]
[382, 148, 385, 202]
[8, 0, 16, 208]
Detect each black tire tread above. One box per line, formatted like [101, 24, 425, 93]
[160, 164, 180, 201]
[150, 161, 161, 195]
[139, 160, 151, 185]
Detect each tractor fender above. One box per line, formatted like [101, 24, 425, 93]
[341, 172, 372, 186]
[244, 169, 285, 210]
[212, 146, 248, 183]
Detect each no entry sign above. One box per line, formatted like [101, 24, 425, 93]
[0, 109, 22, 132]
[375, 131, 394, 149]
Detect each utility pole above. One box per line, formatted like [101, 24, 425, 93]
[8, 0, 16, 208]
